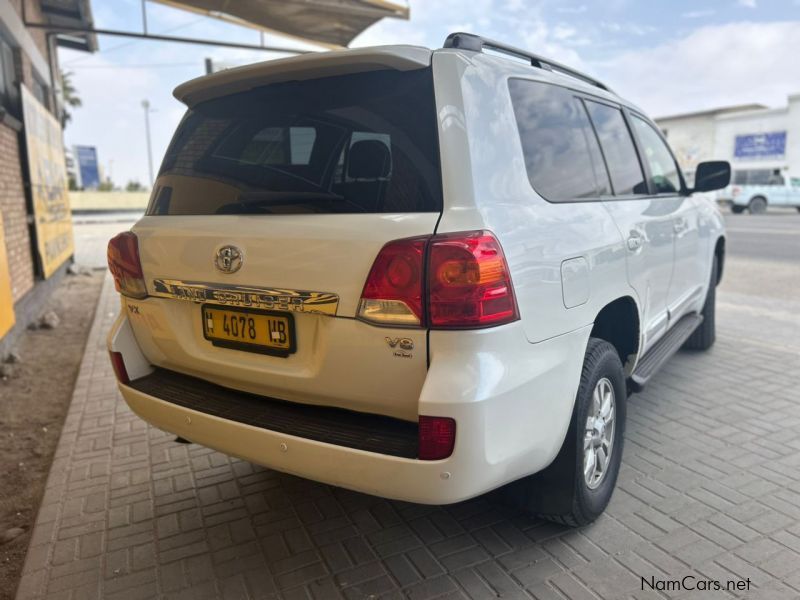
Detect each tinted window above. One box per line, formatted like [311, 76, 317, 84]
[584, 101, 647, 196]
[151, 69, 442, 215]
[631, 116, 681, 193]
[509, 79, 610, 202]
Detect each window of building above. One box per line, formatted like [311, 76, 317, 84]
[584, 101, 648, 196]
[508, 79, 611, 202]
[0, 35, 19, 116]
[630, 115, 682, 194]
[31, 73, 51, 112]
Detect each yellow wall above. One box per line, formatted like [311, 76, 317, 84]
[0, 213, 16, 338]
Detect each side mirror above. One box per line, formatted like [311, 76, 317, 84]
[692, 161, 731, 193]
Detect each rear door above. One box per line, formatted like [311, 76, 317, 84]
[584, 100, 677, 351]
[628, 114, 702, 323]
[127, 68, 443, 421]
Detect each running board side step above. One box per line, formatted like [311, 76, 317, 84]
[628, 313, 703, 393]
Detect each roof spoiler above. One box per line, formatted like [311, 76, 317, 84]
[174, 45, 431, 107]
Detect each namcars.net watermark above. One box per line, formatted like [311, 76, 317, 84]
[642, 575, 751, 593]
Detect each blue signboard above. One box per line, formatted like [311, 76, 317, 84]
[734, 131, 786, 159]
[75, 145, 100, 189]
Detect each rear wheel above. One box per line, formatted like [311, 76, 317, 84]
[501, 338, 626, 527]
[731, 205, 745, 214]
[683, 256, 717, 351]
[749, 196, 767, 214]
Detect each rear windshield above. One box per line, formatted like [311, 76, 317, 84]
[149, 69, 442, 215]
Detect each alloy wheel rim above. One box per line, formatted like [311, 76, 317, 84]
[583, 377, 616, 490]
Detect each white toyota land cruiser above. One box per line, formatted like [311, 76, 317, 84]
[107, 33, 730, 526]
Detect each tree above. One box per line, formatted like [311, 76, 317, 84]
[126, 180, 144, 192]
[60, 70, 82, 128]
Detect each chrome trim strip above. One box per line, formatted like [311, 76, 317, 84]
[151, 279, 339, 316]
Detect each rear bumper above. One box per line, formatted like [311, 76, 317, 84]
[110, 311, 591, 504]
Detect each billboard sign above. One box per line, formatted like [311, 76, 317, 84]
[75, 145, 100, 189]
[734, 131, 787, 159]
[21, 85, 74, 279]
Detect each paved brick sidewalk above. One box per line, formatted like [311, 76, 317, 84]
[15, 274, 800, 599]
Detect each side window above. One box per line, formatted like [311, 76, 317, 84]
[508, 79, 610, 202]
[631, 115, 682, 194]
[584, 101, 647, 196]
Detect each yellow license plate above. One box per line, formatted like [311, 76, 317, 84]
[202, 305, 295, 356]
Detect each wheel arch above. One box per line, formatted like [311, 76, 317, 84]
[589, 296, 640, 377]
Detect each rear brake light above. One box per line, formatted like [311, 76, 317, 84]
[109, 351, 130, 384]
[357, 230, 519, 329]
[428, 231, 518, 328]
[107, 232, 147, 299]
[357, 237, 427, 326]
[419, 416, 456, 460]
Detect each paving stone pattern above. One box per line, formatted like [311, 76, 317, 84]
[16, 275, 800, 599]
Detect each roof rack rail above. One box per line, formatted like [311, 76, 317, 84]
[443, 32, 613, 93]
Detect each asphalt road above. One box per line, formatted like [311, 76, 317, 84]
[724, 207, 800, 264]
[717, 208, 800, 353]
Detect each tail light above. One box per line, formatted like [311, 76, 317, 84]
[107, 232, 147, 299]
[357, 237, 427, 326]
[428, 231, 518, 328]
[358, 230, 518, 329]
[732, 186, 741, 197]
[419, 416, 456, 460]
[109, 351, 130, 384]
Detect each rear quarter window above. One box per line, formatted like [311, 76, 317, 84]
[151, 69, 442, 215]
[508, 79, 611, 202]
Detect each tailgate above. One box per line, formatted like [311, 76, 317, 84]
[123, 67, 442, 422]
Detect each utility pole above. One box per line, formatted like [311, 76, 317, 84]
[142, 99, 154, 188]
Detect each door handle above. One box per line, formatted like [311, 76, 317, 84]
[627, 232, 643, 251]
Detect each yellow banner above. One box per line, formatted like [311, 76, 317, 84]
[21, 85, 74, 279]
[0, 213, 16, 338]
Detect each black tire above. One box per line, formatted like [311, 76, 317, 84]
[499, 338, 626, 527]
[796, 207, 800, 213]
[683, 256, 717, 351]
[731, 205, 745, 214]
[749, 196, 767, 214]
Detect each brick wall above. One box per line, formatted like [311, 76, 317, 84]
[0, 122, 35, 302]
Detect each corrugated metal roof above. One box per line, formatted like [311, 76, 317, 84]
[152, 0, 409, 48]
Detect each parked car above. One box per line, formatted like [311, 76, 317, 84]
[721, 172, 800, 214]
[107, 33, 729, 526]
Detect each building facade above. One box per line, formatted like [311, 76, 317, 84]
[656, 94, 800, 186]
[0, 0, 95, 355]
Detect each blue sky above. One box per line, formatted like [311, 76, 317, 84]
[59, 0, 800, 187]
